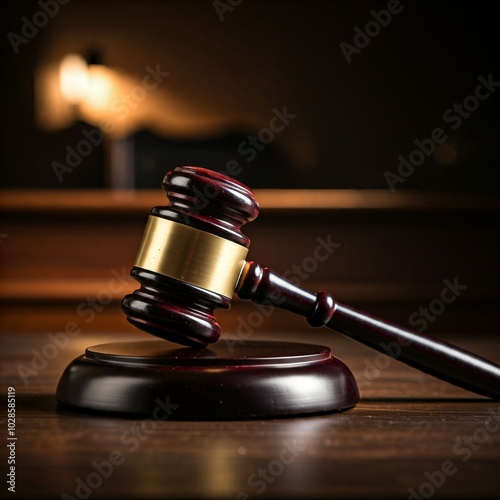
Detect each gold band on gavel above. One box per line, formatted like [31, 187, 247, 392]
[133, 216, 249, 298]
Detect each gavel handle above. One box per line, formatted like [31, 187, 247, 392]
[237, 262, 500, 399]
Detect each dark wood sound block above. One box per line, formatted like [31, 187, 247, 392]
[56, 340, 359, 419]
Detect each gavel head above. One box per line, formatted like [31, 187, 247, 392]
[121, 166, 259, 347]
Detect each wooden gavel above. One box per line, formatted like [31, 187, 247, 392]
[121, 166, 500, 399]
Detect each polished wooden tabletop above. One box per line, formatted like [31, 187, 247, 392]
[1, 331, 499, 499]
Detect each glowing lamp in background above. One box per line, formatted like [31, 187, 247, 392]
[59, 54, 89, 104]
[83, 64, 114, 111]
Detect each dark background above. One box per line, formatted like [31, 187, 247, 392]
[0, 0, 499, 190]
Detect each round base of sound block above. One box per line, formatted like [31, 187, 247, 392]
[56, 340, 359, 419]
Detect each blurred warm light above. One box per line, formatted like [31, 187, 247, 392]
[39, 53, 291, 149]
[434, 142, 459, 167]
[83, 65, 115, 111]
[59, 54, 89, 104]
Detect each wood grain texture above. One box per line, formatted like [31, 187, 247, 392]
[1, 190, 499, 337]
[1, 189, 499, 213]
[1, 330, 499, 499]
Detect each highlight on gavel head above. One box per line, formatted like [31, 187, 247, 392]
[121, 166, 259, 348]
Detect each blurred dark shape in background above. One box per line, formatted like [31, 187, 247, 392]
[0, 0, 498, 190]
